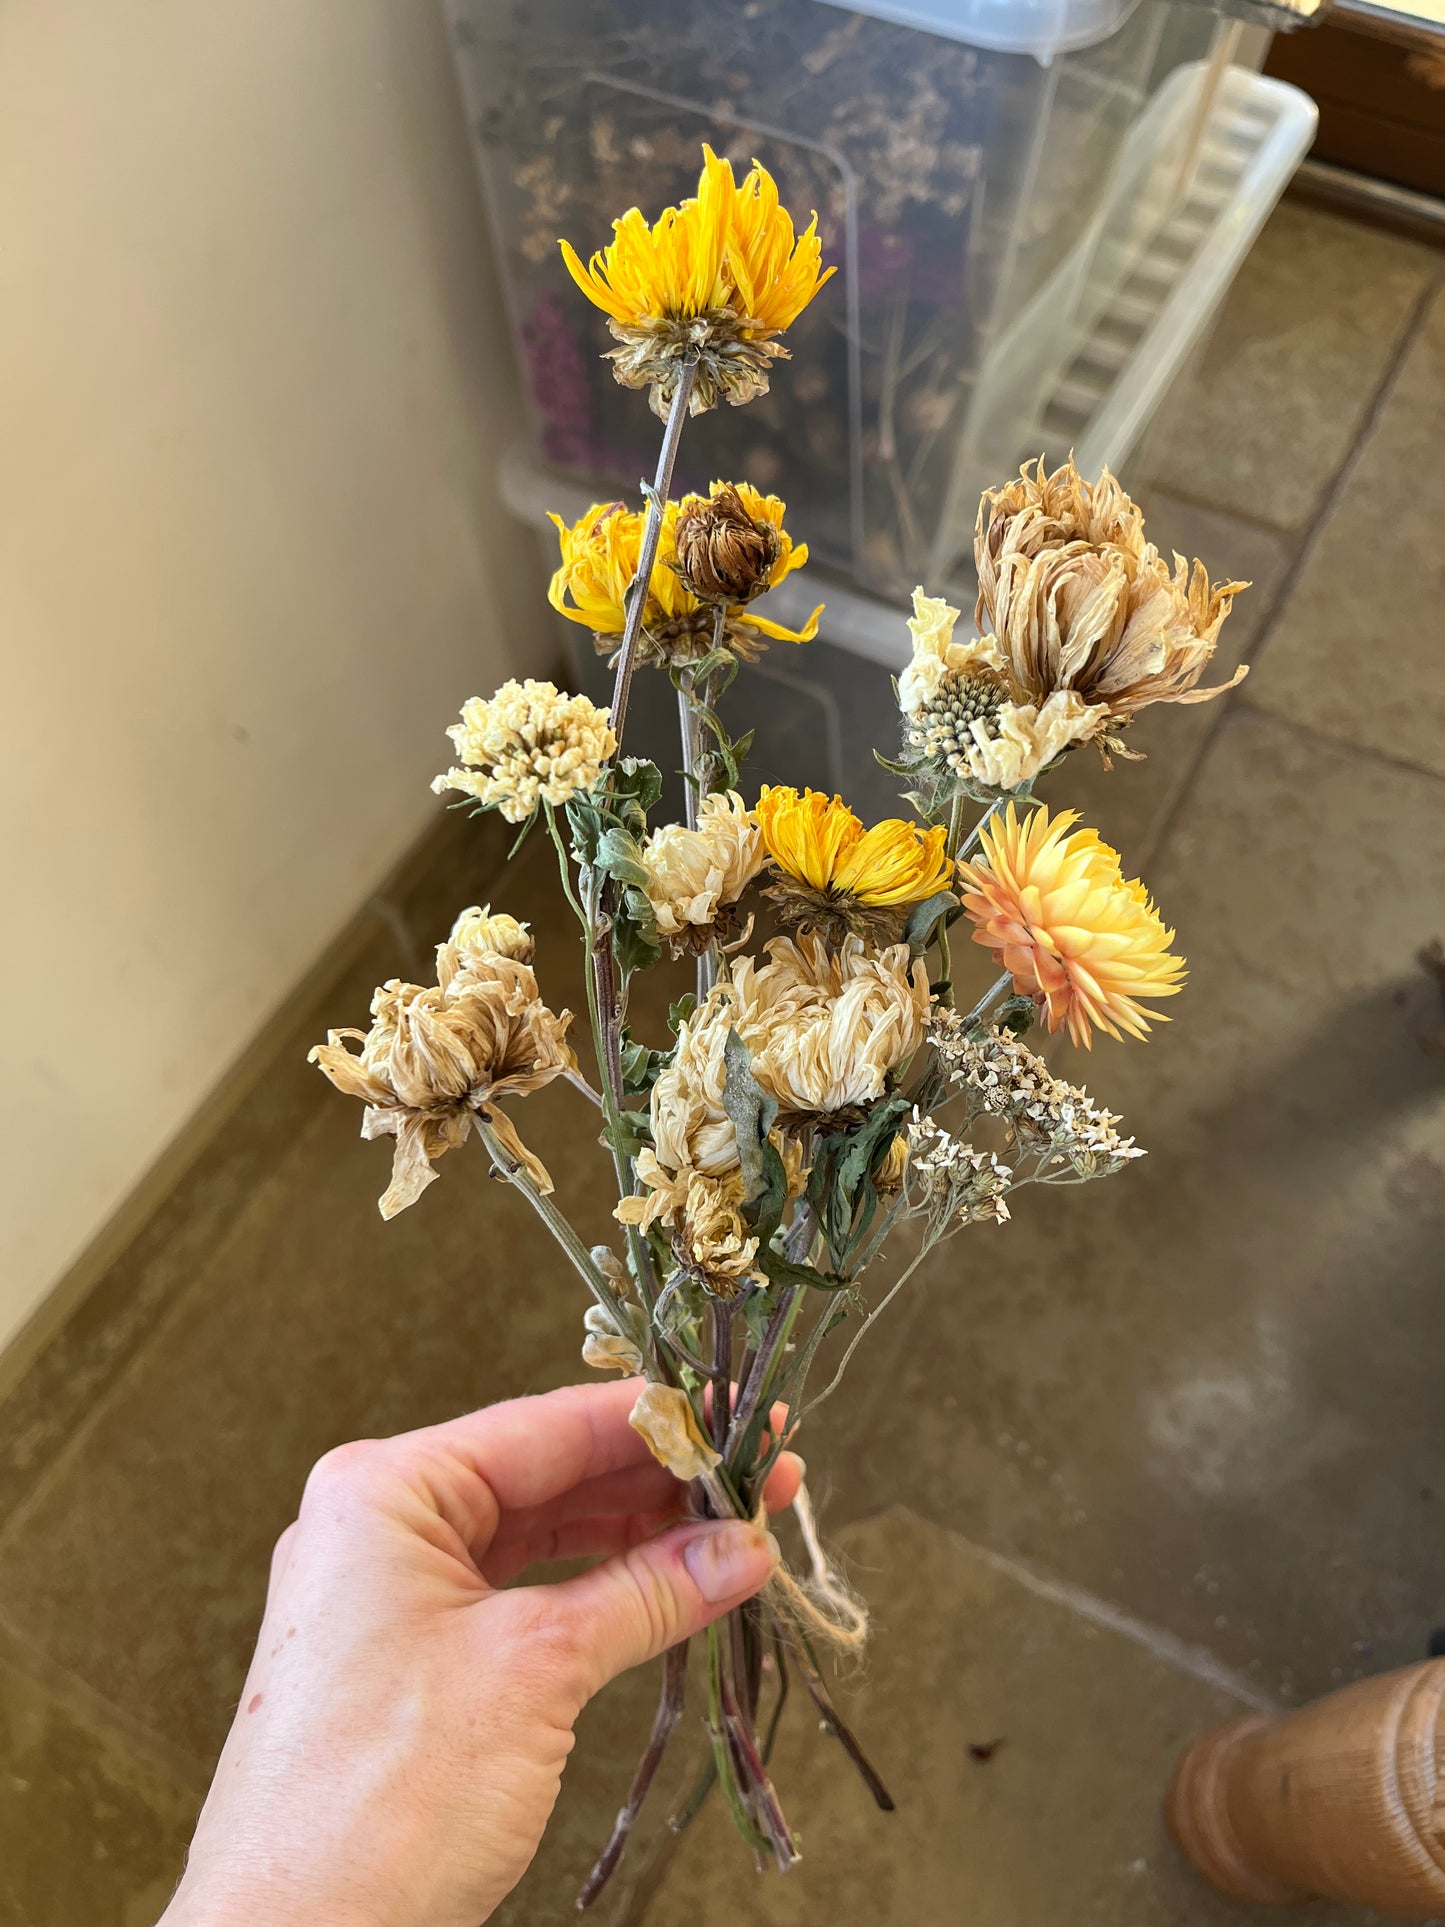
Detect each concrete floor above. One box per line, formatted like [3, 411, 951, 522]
[2, 199, 1444, 1927]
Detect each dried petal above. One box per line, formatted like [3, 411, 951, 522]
[628, 1383, 720, 1481]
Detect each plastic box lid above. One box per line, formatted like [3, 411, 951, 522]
[815, 0, 1142, 60]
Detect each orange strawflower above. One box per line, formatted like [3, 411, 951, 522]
[957, 804, 1185, 1047]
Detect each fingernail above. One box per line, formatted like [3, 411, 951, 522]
[683, 1522, 781, 1604]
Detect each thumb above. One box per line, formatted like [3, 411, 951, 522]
[548, 1517, 780, 1695]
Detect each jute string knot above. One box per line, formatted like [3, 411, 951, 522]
[757, 1479, 869, 1658]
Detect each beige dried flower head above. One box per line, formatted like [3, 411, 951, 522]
[974, 459, 1247, 756]
[898, 587, 1104, 792]
[617, 1152, 766, 1298]
[308, 958, 575, 1218]
[629, 1382, 720, 1481]
[730, 934, 931, 1119]
[431, 679, 616, 823]
[581, 1301, 647, 1376]
[435, 904, 535, 992]
[640, 790, 765, 954]
[646, 934, 929, 1178]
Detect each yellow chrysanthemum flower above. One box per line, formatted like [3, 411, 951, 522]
[559, 145, 834, 416]
[559, 142, 733, 328]
[547, 490, 820, 668]
[756, 786, 952, 945]
[956, 804, 1185, 1049]
[724, 156, 833, 335]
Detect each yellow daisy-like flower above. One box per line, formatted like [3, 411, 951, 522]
[560, 143, 732, 328]
[956, 804, 1185, 1049]
[547, 490, 820, 668]
[559, 144, 834, 416]
[756, 786, 952, 946]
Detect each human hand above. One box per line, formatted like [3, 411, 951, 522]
[160, 1378, 798, 1927]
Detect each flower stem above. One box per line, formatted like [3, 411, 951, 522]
[963, 969, 1014, 1032]
[773, 1611, 895, 1812]
[576, 1640, 689, 1909]
[793, 1242, 933, 1428]
[545, 805, 658, 1309]
[609, 356, 699, 751]
[957, 790, 1020, 863]
[711, 1303, 733, 1452]
[473, 1119, 618, 1319]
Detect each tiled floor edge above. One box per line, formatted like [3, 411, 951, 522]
[827, 1502, 1277, 1712]
[0, 803, 516, 1511]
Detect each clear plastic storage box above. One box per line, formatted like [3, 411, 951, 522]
[444, 0, 1265, 598]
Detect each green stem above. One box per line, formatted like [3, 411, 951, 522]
[609, 358, 699, 750]
[706, 1623, 769, 1856]
[792, 1241, 934, 1429]
[474, 1119, 619, 1320]
[545, 807, 658, 1310]
[963, 969, 1014, 1032]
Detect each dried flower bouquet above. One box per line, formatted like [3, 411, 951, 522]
[311, 147, 1246, 1899]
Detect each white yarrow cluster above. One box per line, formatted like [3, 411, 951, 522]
[930, 1016, 1145, 1178]
[905, 1112, 1013, 1226]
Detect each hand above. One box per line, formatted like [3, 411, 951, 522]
[160, 1378, 797, 1927]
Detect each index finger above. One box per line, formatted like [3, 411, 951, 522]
[405, 1377, 654, 1514]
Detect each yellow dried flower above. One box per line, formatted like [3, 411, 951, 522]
[756, 785, 952, 945]
[956, 803, 1185, 1049]
[975, 459, 1247, 754]
[308, 959, 576, 1216]
[639, 790, 765, 953]
[547, 489, 820, 669]
[559, 145, 834, 417]
[628, 1382, 720, 1481]
[431, 679, 616, 824]
[876, 1134, 909, 1194]
[435, 904, 535, 992]
[898, 587, 1103, 792]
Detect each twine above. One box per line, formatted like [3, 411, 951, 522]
[759, 1478, 870, 1658]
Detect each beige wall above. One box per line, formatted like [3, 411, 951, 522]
[0, 2, 544, 1350]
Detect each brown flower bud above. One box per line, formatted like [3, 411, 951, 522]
[673, 483, 782, 605]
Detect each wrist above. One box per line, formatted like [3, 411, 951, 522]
[159, 1866, 387, 1927]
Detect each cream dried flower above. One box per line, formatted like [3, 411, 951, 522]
[435, 903, 535, 991]
[640, 791, 765, 952]
[975, 460, 1247, 751]
[309, 958, 575, 1218]
[647, 934, 929, 1180]
[898, 588, 1008, 717]
[431, 679, 616, 823]
[617, 1150, 770, 1298]
[730, 934, 930, 1118]
[899, 586, 1103, 791]
[581, 1301, 647, 1376]
[629, 1382, 720, 1481]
